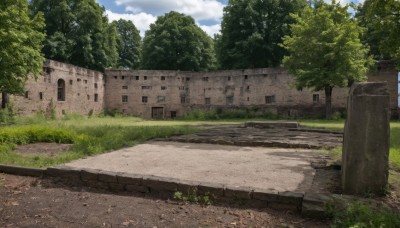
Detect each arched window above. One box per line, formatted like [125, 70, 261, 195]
[57, 79, 65, 101]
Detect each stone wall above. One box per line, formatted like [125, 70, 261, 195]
[104, 68, 349, 118]
[3, 60, 105, 117]
[1, 60, 398, 119]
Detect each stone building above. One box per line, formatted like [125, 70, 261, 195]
[1, 59, 399, 119]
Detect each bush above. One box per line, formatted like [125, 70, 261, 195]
[180, 109, 279, 120]
[0, 107, 15, 125]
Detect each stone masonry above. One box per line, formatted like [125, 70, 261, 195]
[342, 82, 390, 195]
[1, 60, 398, 119]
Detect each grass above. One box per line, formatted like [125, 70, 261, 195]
[327, 201, 400, 227]
[0, 119, 197, 168]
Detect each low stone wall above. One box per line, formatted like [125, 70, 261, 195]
[45, 166, 304, 211]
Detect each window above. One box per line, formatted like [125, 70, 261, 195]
[170, 111, 177, 119]
[142, 86, 152, 90]
[94, 94, 98, 102]
[179, 86, 185, 90]
[57, 79, 65, 101]
[136, 76, 140, 80]
[69, 80, 73, 85]
[142, 96, 148, 103]
[122, 95, 128, 103]
[226, 96, 234, 105]
[39, 92, 43, 100]
[161, 86, 167, 90]
[180, 96, 186, 104]
[203, 77, 209, 81]
[94, 83, 98, 89]
[157, 96, 165, 103]
[205, 97, 211, 105]
[114, 76, 117, 79]
[121, 76, 125, 80]
[122, 86, 128, 89]
[186, 77, 190, 81]
[84, 80, 88, 84]
[144, 76, 147, 80]
[77, 78, 81, 82]
[244, 75, 248, 80]
[246, 86, 250, 91]
[247, 97, 250, 102]
[24, 91, 29, 99]
[265, 95, 276, 104]
[228, 76, 231, 81]
[313, 94, 320, 103]
[161, 76, 166, 80]
[87, 95, 90, 100]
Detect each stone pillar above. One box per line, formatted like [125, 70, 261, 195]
[342, 82, 390, 195]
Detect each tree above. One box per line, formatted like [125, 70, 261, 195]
[217, 0, 308, 69]
[281, 1, 372, 118]
[356, 0, 400, 66]
[0, 0, 45, 109]
[142, 11, 216, 71]
[30, 0, 118, 71]
[113, 19, 142, 69]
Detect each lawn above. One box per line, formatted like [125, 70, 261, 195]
[1, 115, 399, 171]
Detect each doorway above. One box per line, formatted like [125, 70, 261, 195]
[152, 107, 164, 119]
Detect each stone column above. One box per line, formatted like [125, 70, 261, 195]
[342, 82, 390, 195]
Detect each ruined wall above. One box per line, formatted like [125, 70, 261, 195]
[104, 68, 349, 119]
[8, 60, 105, 117]
[367, 61, 399, 117]
[3, 60, 397, 119]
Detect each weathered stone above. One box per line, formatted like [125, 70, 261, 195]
[117, 173, 142, 185]
[125, 184, 150, 193]
[108, 183, 125, 192]
[277, 191, 304, 205]
[98, 171, 118, 183]
[197, 182, 225, 197]
[342, 82, 390, 195]
[81, 169, 99, 182]
[46, 166, 81, 180]
[224, 186, 252, 199]
[142, 176, 178, 192]
[252, 188, 278, 202]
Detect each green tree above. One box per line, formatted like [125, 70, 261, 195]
[356, 0, 400, 65]
[281, 1, 372, 118]
[217, 0, 307, 69]
[113, 19, 142, 69]
[142, 11, 216, 71]
[30, 0, 118, 71]
[0, 0, 45, 109]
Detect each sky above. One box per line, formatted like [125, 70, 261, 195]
[97, 0, 365, 37]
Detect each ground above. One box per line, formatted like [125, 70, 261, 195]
[0, 173, 329, 227]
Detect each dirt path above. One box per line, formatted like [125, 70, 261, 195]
[0, 173, 329, 227]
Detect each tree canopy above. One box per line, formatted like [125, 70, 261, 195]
[30, 0, 118, 71]
[216, 0, 308, 69]
[142, 11, 216, 71]
[356, 0, 400, 66]
[282, 1, 372, 118]
[0, 0, 45, 108]
[113, 19, 142, 69]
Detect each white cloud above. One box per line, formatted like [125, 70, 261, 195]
[199, 24, 221, 37]
[115, 0, 224, 22]
[105, 10, 157, 37]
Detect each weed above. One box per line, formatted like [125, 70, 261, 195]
[173, 188, 214, 206]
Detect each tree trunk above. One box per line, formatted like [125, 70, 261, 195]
[1, 92, 8, 109]
[325, 86, 333, 119]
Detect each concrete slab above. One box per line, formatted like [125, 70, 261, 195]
[64, 141, 323, 192]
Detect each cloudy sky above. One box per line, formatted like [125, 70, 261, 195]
[97, 0, 365, 37]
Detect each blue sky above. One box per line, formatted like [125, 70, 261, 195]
[97, 0, 364, 37]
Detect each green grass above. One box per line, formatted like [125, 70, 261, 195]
[327, 201, 400, 228]
[0, 120, 197, 168]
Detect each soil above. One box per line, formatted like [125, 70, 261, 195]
[0, 173, 329, 228]
[13, 143, 73, 157]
